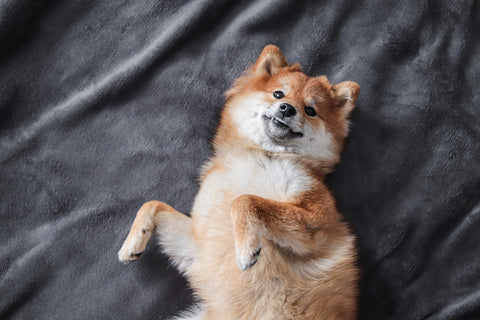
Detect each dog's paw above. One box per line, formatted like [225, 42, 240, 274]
[118, 230, 151, 263]
[235, 241, 262, 271]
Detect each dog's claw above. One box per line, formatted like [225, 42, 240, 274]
[236, 245, 262, 271]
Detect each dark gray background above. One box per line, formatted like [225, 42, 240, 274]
[1, 0, 479, 319]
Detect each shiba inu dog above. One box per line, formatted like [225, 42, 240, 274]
[118, 45, 360, 320]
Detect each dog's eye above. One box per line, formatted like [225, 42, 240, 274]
[273, 91, 284, 99]
[305, 106, 317, 117]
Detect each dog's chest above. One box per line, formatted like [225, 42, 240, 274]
[200, 153, 314, 206]
[230, 155, 312, 201]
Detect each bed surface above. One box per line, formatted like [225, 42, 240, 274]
[1, 0, 479, 319]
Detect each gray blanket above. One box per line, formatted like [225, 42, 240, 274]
[1, 0, 479, 319]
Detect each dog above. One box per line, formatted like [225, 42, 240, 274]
[118, 45, 360, 320]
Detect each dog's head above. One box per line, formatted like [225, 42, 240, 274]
[219, 45, 359, 169]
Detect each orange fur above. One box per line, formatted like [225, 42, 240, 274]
[119, 45, 360, 320]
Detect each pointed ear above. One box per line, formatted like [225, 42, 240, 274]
[253, 45, 288, 76]
[330, 81, 360, 116]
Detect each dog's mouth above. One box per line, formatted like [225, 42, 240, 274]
[262, 115, 303, 142]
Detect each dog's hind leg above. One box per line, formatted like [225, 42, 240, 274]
[118, 200, 196, 273]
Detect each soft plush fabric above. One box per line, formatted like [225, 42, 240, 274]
[1, 0, 479, 319]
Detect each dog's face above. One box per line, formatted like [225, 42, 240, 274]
[222, 45, 359, 168]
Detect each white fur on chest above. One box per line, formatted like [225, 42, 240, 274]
[194, 153, 313, 217]
[224, 153, 312, 201]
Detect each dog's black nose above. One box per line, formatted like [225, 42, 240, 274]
[279, 103, 296, 118]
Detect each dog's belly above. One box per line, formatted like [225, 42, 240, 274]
[186, 154, 320, 319]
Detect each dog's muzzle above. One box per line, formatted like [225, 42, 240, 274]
[262, 114, 303, 142]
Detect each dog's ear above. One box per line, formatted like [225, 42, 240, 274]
[330, 81, 360, 116]
[253, 45, 288, 76]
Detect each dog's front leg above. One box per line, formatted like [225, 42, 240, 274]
[118, 201, 196, 273]
[230, 194, 336, 271]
